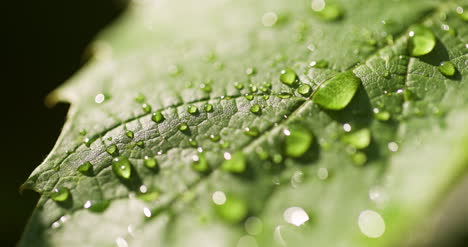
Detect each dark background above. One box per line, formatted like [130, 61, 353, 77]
[1, 1, 468, 246]
[2, 1, 126, 245]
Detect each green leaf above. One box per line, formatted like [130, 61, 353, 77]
[20, 0, 468, 246]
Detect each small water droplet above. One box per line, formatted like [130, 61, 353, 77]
[277, 92, 293, 99]
[79, 129, 87, 136]
[250, 104, 261, 114]
[284, 125, 313, 158]
[317, 167, 329, 180]
[221, 152, 246, 173]
[256, 147, 269, 160]
[312, 71, 361, 110]
[204, 103, 214, 112]
[152, 111, 165, 123]
[342, 128, 371, 149]
[387, 142, 399, 152]
[244, 127, 259, 137]
[95, 93, 107, 104]
[136, 140, 144, 148]
[192, 153, 209, 172]
[408, 25, 436, 56]
[50, 187, 70, 202]
[438, 61, 456, 77]
[280, 68, 298, 87]
[343, 123, 352, 132]
[245, 217, 263, 235]
[244, 93, 254, 101]
[134, 94, 145, 103]
[309, 60, 329, 68]
[249, 84, 258, 93]
[83, 200, 110, 212]
[214, 194, 248, 223]
[351, 152, 367, 166]
[358, 210, 386, 238]
[77, 161, 92, 174]
[200, 82, 212, 93]
[125, 131, 134, 139]
[235, 82, 244, 90]
[112, 156, 132, 179]
[137, 189, 160, 202]
[141, 103, 152, 113]
[262, 11, 278, 27]
[187, 105, 199, 115]
[456, 6, 468, 21]
[83, 137, 92, 147]
[212, 191, 227, 205]
[106, 144, 118, 156]
[311, 0, 343, 21]
[283, 207, 309, 226]
[246, 67, 256, 76]
[373, 108, 390, 121]
[297, 84, 312, 96]
[179, 123, 189, 132]
[143, 156, 158, 168]
[209, 134, 221, 142]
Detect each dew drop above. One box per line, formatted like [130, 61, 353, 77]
[212, 191, 227, 205]
[311, 0, 343, 21]
[141, 103, 152, 113]
[125, 131, 134, 139]
[204, 103, 214, 112]
[309, 60, 329, 68]
[136, 140, 144, 148]
[342, 128, 371, 149]
[438, 61, 456, 77]
[77, 161, 92, 174]
[83, 137, 92, 147]
[358, 210, 385, 238]
[79, 129, 87, 136]
[214, 194, 248, 223]
[188, 138, 198, 147]
[343, 123, 352, 132]
[112, 156, 132, 179]
[209, 134, 221, 142]
[179, 123, 189, 132]
[250, 104, 261, 114]
[200, 82, 212, 93]
[312, 71, 361, 110]
[373, 108, 390, 121]
[235, 82, 244, 90]
[244, 93, 254, 101]
[244, 127, 259, 137]
[352, 152, 367, 166]
[106, 144, 118, 156]
[143, 156, 158, 168]
[283, 207, 309, 226]
[284, 125, 313, 158]
[408, 25, 436, 56]
[456, 6, 468, 21]
[95, 93, 107, 104]
[188, 105, 199, 115]
[262, 11, 278, 27]
[83, 200, 110, 212]
[192, 153, 209, 172]
[277, 92, 293, 99]
[297, 84, 312, 96]
[221, 152, 246, 173]
[317, 167, 329, 180]
[387, 142, 399, 152]
[50, 187, 70, 202]
[134, 94, 145, 103]
[246, 67, 256, 76]
[151, 111, 165, 123]
[280, 68, 298, 87]
[249, 84, 258, 93]
[137, 189, 160, 202]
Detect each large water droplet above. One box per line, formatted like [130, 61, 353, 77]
[342, 128, 371, 149]
[280, 68, 298, 87]
[284, 125, 313, 158]
[50, 187, 70, 202]
[438, 61, 456, 77]
[312, 71, 361, 110]
[112, 156, 132, 179]
[358, 210, 386, 238]
[408, 25, 436, 56]
[221, 152, 246, 173]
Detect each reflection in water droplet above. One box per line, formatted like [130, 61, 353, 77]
[245, 217, 263, 235]
[283, 207, 309, 226]
[358, 210, 385, 238]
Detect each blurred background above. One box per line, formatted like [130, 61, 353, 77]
[1, 1, 468, 246]
[2, 0, 126, 245]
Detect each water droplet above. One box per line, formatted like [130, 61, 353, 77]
[245, 217, 263, 235]
[280, 68, 298, 87]
[214, 194, 248, 223]
[95, 93, 107, 104]
[358, 210, 386, 238]
[83, 200, 110, 212]
[277, 92, 292, 99]
[77, 161, 92, 174]
[297, 84, 312, 96]
[188, 138, 198, 147]
[125, 131, 134, 139]
[137, 189, 160, 202]
[244, 93, 254, 101]
[244, 127, 259, 137]
[192, 153, 209, 172]
[456, 6, 468, 21]
[263, 95, 270, 100]
[250, 104, 261, 114]
[209, 134, 221, 142]
[290, 170, 304, 188]
[106, 144, 118, 156]
[79, 129, 87, 136]
[141, 103, 152, 113]
[200, 82, 212, 93]
[204, 103, 213, 112]
[408, 25, 436, 56]
[143, 156, 158, 168]
[151, 111, 165, 123]
[272, 154, 283, 164]
[50, 187, 70, 202]
[221, 152, 246, 173]
[342, 128, 371, 149]
[311, 0, 343, 21]
[313, 71, 361, 110]
[83, 137, 92, 147]
[283, 207, 309, 226]
[387, 142, 399, 152]
[179, 123, 189, 132]
[112, 156, 132, 179]
[136, 140, 144, 148]
[235, 82, 244, 90]
[262, 11, 278, 27]
[309, 60, 329, 68]
[438, 61, 456, 77]
[317, 167, 329, 180]
[187, 105, 199, 115]
[382, 70, 390, 78]
[256, 147, 269, 160]
[373, 108, 390, 121]
[134, 94, 145, 103]
[249, 84, 258, 93]
[343, 123, 352, 132]
[352, 152, 367, 166]
[284, 125, 313, 158]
